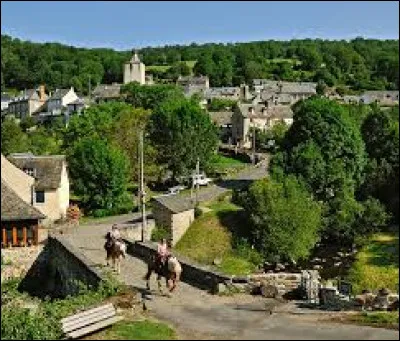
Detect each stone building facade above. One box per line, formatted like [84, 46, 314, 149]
[151, 195, 195, 245]
[123, 51, 145, 85]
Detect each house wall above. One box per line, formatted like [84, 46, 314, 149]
[1, 155, 35, 204]
[57, 163, 70, 219]
[123, 62, 145, 85]
[34, 189, 59, 224]
[62, 89, 79, 107]
[153, 201, 173, 229]
[171, 209, 195, 245]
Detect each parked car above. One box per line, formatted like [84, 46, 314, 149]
[192, 173, 212, 186]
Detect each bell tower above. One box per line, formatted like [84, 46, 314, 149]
[123, 49, 145, 85]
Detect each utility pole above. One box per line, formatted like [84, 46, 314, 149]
[252, 120, 256, 165]
[195, 158, 200, 205]
[139, 130, 146, 241]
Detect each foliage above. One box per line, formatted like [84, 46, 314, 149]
[2, 35, 398, 91]
[1, 118, 29, 155]
[207, 98, 237, 111]
[241, 175, 322, 262]
[150, 98, 219, 178]
[343, 311, 399, 330]
[120, 82, 184, 111]
[254, 122, 289, 153]
[274, 97, 367, 201]
[347, 232, 399, 294]
[151, 226, 171, 242]
[67, 137, 130, 212]
[1, 279, 121, 340]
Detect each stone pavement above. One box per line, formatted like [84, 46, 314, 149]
[64, 222, 398, 340]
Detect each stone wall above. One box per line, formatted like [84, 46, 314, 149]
[18, 235, 104, 298]
[171, 209, 195, 245]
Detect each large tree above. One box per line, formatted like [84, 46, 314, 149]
[150, 98, 219, 178]
[68, 137, 130, 212]
[242, 175, 322, 263]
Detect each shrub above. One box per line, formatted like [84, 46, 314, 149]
[151, 226, 171, 242]
[194, 205, 203, 218]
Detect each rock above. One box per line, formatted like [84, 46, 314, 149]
[275, 263, 285, 271]
[260, 284, 279, 298]
[213, 258, 222, 266]
[388, 300, 399, 311]
[216, 283, 227, 294]
[333, 262, 342, 267]
[337, 252, 344, 257]
[311, 257, 321, 263]
[379, 288, 391, 295]
[313, 264, 323, 270]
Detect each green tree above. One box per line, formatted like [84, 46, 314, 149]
[242, 175, 322, 262]
[68, 137, 130, 212]
[1, 118, 29, 155]
[150, 98, 219, 178]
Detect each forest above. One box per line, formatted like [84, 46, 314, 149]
[1, 35, 398, 94]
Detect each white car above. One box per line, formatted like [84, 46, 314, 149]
[167, 185, 186, 195]
[192, 173, 212, 186]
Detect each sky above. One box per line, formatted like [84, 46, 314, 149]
[1, 1, 399, 50]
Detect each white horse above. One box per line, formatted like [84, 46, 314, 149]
[105, 238, 126, 274]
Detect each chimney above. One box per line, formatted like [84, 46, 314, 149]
[39, 85, 46, 101]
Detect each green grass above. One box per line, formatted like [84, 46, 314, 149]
[340, 312, 399, 330]
[347, 232, 399, 294]
[146, 60, 197, 73]
[91, 320, 177, 340]
[210, 154, 246, 165]
[174, 200, 257, 276]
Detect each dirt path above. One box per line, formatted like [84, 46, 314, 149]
[64, 222, 398, 340]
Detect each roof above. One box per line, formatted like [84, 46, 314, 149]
[209, 111, 233, 126]
[49, 88, 71, 100]
[68, 98, 85, 105]
[205, 87, 241, 99]
[152, 195, 195, 214]
[92, 84, 121, 99]
[1, 179, 45, 222]
[177, 75, 209, 87]
[253, 79, 316, 94]
[7, 154, 66, 190]
[238, 103, 293, 119]
[1, 93, 11, 101]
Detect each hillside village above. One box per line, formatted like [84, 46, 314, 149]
[1, 28, 399, 341]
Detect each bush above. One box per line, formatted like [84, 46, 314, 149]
[194, 205, 203, 218]
[151, 226, 171, 242]
[242, 175, 322, 262]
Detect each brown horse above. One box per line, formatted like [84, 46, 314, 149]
[104, 233, 126, 274]
[144, 254, 182, 294]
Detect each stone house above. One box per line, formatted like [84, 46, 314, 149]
[232, 102, 293, 148]
[92, 83, 122, 103]
[209, 111, 234, 143]
[152, 195, 195, 246]
[7, 85, 48, 119]
[6, 154, 70, 225]
[177, 75, 210, 97]
[1, 93, 11, 112]
[46, 87, 80, 115]
[360, 91, 399, 106]
[258, 81, 317, 104]
[1, 179, 45, 247]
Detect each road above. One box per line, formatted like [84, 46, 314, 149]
[66, 216, 398, 340]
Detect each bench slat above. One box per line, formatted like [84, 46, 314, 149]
[61, 303, 114, 324]
[66, 315, 123, 339]
[62, 309, 116, 333]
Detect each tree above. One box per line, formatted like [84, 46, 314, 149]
[68, 137, 130, 212]
[150, 98, 219, 178]
[1, 118, 29, 155]
[242, 175, 322, 262]
[120, 82, 184, 111]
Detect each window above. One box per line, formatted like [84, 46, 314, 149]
[23, 168, 35, 177]
[35, 191, 45, 203]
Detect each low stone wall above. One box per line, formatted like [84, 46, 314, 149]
[120, 220, 155, 242]
[124, 238, 232, 291]
[18, 235, 104, 298]
[248, 273, 303, 296]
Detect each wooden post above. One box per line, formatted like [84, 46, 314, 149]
[12, 227, 17, 246]
[34, 225, 39, 245]
[23, 227, 27, 247]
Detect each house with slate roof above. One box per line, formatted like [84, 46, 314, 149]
[152, 195, 195, 245]
[7, 153, 70, 224]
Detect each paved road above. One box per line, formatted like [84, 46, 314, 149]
[64, 221, 398, 340]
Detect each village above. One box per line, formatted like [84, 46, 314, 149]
[1, 1, 399, 340]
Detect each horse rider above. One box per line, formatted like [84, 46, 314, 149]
[157, 238, 170, 266]
[104, 224, 121, 254]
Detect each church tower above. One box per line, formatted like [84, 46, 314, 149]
[123, 49, 146, 85]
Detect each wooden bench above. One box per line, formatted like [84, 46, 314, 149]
[61, 303, 123, 339]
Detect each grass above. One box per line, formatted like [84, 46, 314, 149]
[90, 320, 177, 340]
[146, 60, 197, 72]
[347, 232, 399, 294]
[174, 199, 258, 276]
[210, 154, 246, 166]
[333, 311, 399, 330]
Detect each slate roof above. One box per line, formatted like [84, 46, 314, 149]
[209, 111, 233, 126]
[238, 103, 293, 119]
[253, 79, 316, 94]
[205, 87, 241, 99]
[49, 88, 71, 100]
[8, 154, 66, 190]
[1, 179, 45, 222]
[152, 195, 195, 214]
[92, 84, 121, 99]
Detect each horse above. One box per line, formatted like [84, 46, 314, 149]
[104, 233, 126, 274]
[144, 254, 182, 295]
